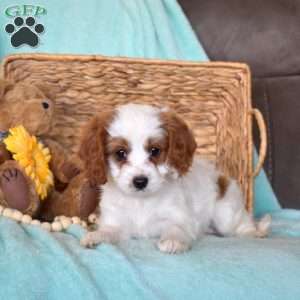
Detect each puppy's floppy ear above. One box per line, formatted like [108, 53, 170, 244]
[0, 79, 14, 101]
[161, 111, 197, 175]
[79, 110, 114, 185]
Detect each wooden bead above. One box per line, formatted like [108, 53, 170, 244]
[3, 208, 13, 218]
[61, 218, 71, 229]
[11, 210, 23, 222]
[61, 216, 71, 222]
[88, 214, 97, 223]
[21, 215, 32, 224]
[71, 216, 81, 224]
[31, 219, 41, 226]
[41, 222, 51, 231]
[51, 222, 63, 232]
[55, 215, 68, 222]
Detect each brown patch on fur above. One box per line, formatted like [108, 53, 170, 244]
[146, 137, 168, 165]
[79, 110, 115, 185]
[107, 137, 130, 167]
[160, 111, 197, 175]
[217, 175, 229, 199]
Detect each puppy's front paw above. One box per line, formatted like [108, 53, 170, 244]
[80, 228, 119, 248]
[157, 238, 190, 254]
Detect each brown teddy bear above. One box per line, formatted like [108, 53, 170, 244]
[0, 79, 98, 221]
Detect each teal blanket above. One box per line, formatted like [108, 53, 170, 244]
[0, 1, 299, 299]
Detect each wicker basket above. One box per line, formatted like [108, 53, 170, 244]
[1, 54, 267, 213]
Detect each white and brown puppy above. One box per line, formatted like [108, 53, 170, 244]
[79, 103, 270, 254]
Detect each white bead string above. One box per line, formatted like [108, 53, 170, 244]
[0, 205, 97, 232]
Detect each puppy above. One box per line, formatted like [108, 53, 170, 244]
[80, 104, 270, 254]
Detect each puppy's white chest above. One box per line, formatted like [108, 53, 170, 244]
[100, 181, 191, 239]
[100, 191, 155, 237]
[127, 199, 152, 237]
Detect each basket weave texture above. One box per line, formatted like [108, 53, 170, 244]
[1, 54, 267, 212]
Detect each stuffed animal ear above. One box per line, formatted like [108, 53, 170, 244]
[0, 79, 14, 101]
[79, 110, 114, 185]
[161, 111, 197, 176]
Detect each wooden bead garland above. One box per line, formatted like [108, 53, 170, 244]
[0, 205, 97, 232]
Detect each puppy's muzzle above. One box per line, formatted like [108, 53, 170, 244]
[133, 176, 148, 190]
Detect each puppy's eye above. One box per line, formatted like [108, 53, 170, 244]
[149, 147, 160, 158]
[115, 149, 127, 161]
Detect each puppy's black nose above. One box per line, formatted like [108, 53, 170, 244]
[42, 102, 49, 109]
[133, 176, 148, 190]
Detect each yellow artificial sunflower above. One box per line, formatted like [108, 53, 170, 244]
[3, 126, 54, 200]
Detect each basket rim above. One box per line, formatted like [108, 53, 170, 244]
[1, 53, 251, 76]
[1, 52, 254, 213]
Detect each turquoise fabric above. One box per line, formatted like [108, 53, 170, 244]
[253, 152, 281, 216]
[0, 1, 299, 299]
[0, 0, 206, 60]
[1, 218, 300, 300]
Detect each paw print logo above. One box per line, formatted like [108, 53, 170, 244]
[5, 16, 44, 47]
